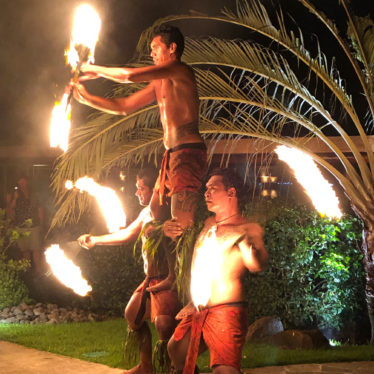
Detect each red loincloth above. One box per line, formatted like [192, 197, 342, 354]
[134, 276, 181, 323]
[156, 142, 207, 205]
[173, 302, 248, 374]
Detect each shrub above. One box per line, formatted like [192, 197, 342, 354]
[0, 209, 31, 309]
[78, 243, 144, 314]
[245, 205, 366, 331]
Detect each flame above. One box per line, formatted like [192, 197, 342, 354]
[276, 145, 342, 219]
[49, 93, 71, 152]
[45, 244, 92, 296]
[190, 226, 223, 308]
[66, 4, 101, 69]
[69, 177, 126, 232]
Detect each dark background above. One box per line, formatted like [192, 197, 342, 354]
[0, 0, 373, 146]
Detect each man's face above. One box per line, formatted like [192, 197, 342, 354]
[135, 178, 153, 206]
[150, 35, 173, 65]
[17, 178, 29, 193]
[204, 175, 232, 213]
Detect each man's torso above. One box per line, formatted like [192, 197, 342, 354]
[153, 63, 202, 149]
[191, 217, 250, 307]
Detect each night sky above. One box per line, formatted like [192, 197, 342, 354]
[0, 0, 373, 146]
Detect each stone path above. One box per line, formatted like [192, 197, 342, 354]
[0, 341, 123, 374]
[243, 361, 374, 373]
[1, 341, 374, 374]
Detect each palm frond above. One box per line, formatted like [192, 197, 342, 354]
[195, 67, 373, 193]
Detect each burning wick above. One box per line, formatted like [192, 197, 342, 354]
[50, 4, 101, 152]
[50, 93, 71, 152]
[66, 177, 126, 233]
[45, 244, 92, 296]
[190, 226, 223, 309]
[275, 145, 342, 219]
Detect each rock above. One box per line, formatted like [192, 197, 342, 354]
[246, 316, 284, 342]
[13, 307, 23, 315]
[33, 307, 44, 316]
[0, 303, 105, 325]
[19, 303, 29, 311]
[261, 329, 330, 349]
[24, 309, 34, 317]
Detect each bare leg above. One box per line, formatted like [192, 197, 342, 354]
[123, 291, 152, 374]
[171, 191, 199, 229]
[154, 315, 177, 340]
[150, 189, 171, 222]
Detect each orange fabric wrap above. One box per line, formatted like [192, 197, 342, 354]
[174, 304, 248, 373]
[157, 143, 207, 205]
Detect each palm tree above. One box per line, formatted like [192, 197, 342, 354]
[51, 0, 374, 342]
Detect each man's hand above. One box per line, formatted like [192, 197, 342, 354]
[79, 64, 99, 80]
[163, 219, 183, 240]
[77, 234, 96, 250]
[72, 82, 91, 105]
[146, 276, 175, 293]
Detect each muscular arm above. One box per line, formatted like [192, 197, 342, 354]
[78, 207, 151, 248]
[73, 81, 156, 115]
[81, 61, 182, 84]
[237, 223, 268, 273]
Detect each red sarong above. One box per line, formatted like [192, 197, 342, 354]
[174, 303, 248, 373]
[156, 142, 207, 205]
[134, 276, 181, 323]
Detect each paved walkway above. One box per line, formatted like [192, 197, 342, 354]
[1, 341, 374, 373]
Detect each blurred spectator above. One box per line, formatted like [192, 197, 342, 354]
[10, 177, 45, 275]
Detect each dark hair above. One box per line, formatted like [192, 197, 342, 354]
[136, 168, 158, 189]
[152, 25, 185, 58]
[208, 168, 246, 209]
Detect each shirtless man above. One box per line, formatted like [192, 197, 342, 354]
[78, 169, 180, 374]
[164, 168, 268, 374]
[73, 25, 207, 229]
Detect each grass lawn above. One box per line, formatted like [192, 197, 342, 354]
[1, 318, 374, 371]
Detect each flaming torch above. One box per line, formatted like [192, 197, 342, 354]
[66, 177, 126, 233]
[45, 244, 92, 296]
[50, 4, 101, 151]
[190, 227, 223, 309]
[275, 145, 342, 219]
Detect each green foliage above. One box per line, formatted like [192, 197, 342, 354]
[0, 209, 31, 309]
[245, 205, 366, 331]
[78, 243, 144, 314]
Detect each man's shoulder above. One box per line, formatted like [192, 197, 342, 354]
[203, 216, 216, 227]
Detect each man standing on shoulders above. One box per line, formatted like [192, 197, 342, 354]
[78, 169, 180, 374]
[164, 168, 268, 374]
[73, 25, 207, 229]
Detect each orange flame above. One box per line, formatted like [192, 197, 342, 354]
[67, 177, 126, 232]
[49, 93, 71, 152]
[45, 244, 92, 296]
[190, 226, 223, 308]
[276, 145, 342, 219]
[66, 4, 101, 70]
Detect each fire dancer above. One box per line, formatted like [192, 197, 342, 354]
[72, 25, 207, 230]
[77, 169, 181, 374]
[164, 168, 268, 374]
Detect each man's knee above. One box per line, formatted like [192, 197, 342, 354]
[124, 304, 141, 330]
[167, 337, 178, 362]
[154, 315, 176, 340]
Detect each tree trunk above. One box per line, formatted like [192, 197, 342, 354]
[362, 225, 374, 344]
